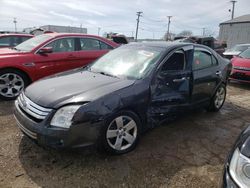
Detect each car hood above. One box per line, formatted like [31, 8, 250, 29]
[24, 70, 135, 108]
[232, 57, 250, 68]
[0, 48, 29, 56]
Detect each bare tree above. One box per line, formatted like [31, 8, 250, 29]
[177, 30, 193, 37]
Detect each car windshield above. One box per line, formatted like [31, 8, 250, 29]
[14, 34, 53, 52]
[228, 45, 250, 52]
[239, 48, 250, 59]
[89, 46, 162, 79]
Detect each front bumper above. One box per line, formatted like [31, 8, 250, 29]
[222, 164, 239, 188]
[14, 101, 103, 149]
[230, 69, 250, 83]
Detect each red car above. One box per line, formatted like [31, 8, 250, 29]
[230, 48, 250, 83]
[0, 33, 119, 100]
[0, 33, 33, 48]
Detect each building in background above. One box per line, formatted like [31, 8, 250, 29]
[219, 14, 250, 48]
[23, 25, 87, 35]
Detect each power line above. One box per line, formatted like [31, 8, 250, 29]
[141, 15, 165, 23]
[135, 11, 143, 41]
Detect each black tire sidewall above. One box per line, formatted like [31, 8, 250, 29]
[99, 110, 141, 155]
[0, 69, 29, 100]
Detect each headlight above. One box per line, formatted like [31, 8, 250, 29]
[229, 147, 250, 188]
[50, 105, 81, 128]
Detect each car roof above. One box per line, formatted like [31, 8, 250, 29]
[126, 41, 208, 50]
[42, 33, 119, 47]
[0, 33, 33, 37]
[44, 32, 106, 39]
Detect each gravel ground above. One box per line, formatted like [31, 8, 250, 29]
[0, 82, 250, 188]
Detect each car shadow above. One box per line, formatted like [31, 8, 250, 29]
[229, 81, 250, 90]
[18, 101, 250, 187]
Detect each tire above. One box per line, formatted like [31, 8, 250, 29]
[98, 111, 141, 155]
[0, 69, 29, 100]
[207, 84, 226, 112]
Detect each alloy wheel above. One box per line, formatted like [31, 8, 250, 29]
[214, 86, 226, 109]
[106, 115, 137, 151]
[0, 73, 24, 98]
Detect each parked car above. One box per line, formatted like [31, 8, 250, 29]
[0, 33, 33, 48]
[174, 36, 227, 56]
[0, 33, 118, 100]
[230, 48, 250, 83]
[222, 125, 250, 188]
[223, 44, 250, 59]
[14, 42, 232, 154]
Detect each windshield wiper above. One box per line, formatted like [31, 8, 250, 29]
[11, 47, 21, 51]
[98, 71, 119, 78]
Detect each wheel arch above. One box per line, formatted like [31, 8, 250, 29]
[0, 67, 32, 84]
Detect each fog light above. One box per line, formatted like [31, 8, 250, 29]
[243, 164, 250, 178]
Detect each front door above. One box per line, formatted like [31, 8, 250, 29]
[33, 37, 80, 80]
[149, 46, 193, 123]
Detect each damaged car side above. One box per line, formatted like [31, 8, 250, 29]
[14, 42, 232, 154]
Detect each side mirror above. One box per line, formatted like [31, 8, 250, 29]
[38, 47, 53, 54]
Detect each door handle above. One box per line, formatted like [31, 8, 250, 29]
[173, 77, 189, 83]
[216, 71, 222, 75]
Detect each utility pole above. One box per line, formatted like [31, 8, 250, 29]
[98, 27, 101, 36]
[13, 18, 17, 32]
[202, 28, 206, 36]
[135, 11, 143, 42]
[166, 16, 172, 41]
[230, 0, 237, 19]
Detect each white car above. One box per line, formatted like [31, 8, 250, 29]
[223, 44, 250, 59]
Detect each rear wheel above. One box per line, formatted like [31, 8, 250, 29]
[0, 69, 29, 100]
[99, 111, 141, 154]
[207, 84, 226, 112]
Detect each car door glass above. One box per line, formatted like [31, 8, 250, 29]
[193, 50, 213, 70]
[0, 37, 10, 47]
[46, 38, 75, 52]
[161, 50, 186, 72]
[100, 41, 113, 50]
[80, 38, 100, 50]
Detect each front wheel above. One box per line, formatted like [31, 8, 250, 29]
[207, 84, 226, 112]
[0, 69, 29, 100]
[99, 111, 141, 154]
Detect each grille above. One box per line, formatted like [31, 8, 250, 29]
[233, 66, 250, 71]
[17, 93, 52, 120]
[231, 72, 250, 81]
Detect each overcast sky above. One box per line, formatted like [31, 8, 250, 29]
[0, 0, 249, 39]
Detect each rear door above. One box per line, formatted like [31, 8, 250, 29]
[77, 37, 113, 67]
[191, 47, 221, 103]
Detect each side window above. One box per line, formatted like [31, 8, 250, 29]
[212, 55, 218, 65]
[80, 38, 100, 50]
[161, 50, 186, 72]
[0, 36, 18, 47]
[193, 50, 213, 70]
[21, 37, 31, 43]
[100, 41, 113, 50]
[46, 38, 75, 52]
[0, 37, 10, 46]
